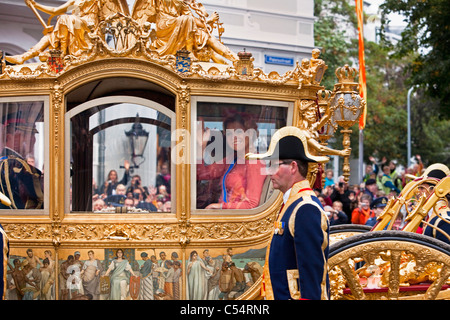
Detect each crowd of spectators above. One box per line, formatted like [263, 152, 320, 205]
[91, 161, 171, 213]
[88, 153, 428, 218]
[316, 155, 426, 229]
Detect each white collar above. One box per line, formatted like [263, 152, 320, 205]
[283, 188, 292, 204]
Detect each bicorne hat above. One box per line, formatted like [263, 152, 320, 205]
[371, 196, 388, 209]
[422, 163, 449, 180]
[245, 126, 329, 163]
[405, 163, 450, 181]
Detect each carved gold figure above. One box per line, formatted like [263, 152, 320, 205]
[310, 48, 327, 84]
[132, 0, 238, 63]
[297, 58, 312, 89]
[297, 100, 350, 158]
[5, 0, 128, 65]
[6, 0, 239, 66]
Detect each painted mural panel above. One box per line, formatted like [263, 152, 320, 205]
[186, 245, 265, 300]
[6, 248, 56, 300]
[57, 248, 182, 300]
[5, 245, 266, 300]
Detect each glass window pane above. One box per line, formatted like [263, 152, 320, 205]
[0, 101, 44, 210]
[196, 102, 288, 210]
[70, 103, 173, 213]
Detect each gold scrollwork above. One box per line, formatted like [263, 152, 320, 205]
[329, 239, 450, 300]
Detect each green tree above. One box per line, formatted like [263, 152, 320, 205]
[363, 41, 409, 163]
[314, 0, 360, 164]
[314, 0, 357, 89]
[408, 91, 450, 165]
[315, 0, 450, 168]
[379, 0, 450, 119]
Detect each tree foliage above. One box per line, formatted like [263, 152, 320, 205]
[363, 41, 409, 162]
[314, 0, 450, 167]
[379, 0, 450, 119]
[314, 0, 357, 89]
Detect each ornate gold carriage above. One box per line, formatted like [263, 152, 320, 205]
[1, 0, 448, 301]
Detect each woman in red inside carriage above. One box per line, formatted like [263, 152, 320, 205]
[197, 113, 267, 210]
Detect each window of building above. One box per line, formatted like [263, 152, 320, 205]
[192, 97, 292, 212]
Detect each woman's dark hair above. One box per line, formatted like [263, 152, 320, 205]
[223, 113, 245, 130]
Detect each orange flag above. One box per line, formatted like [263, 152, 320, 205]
[356, 0, 367, 130]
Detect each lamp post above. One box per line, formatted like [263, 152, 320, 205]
[317, 89, 337, 145]
[317, 89, 337, 186]
[330, 65, 365, 183]
[125, 113, 149, 169]
[407, 85, 417, 169]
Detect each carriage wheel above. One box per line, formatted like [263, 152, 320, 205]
[329, 230, 450, 300]
[329, 224, 372, 246]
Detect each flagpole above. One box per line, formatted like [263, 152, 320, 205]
[355, 0, 366, 185]
[359, 129, 364, 183]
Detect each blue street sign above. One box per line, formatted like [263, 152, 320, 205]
[264, 55, 294, 66]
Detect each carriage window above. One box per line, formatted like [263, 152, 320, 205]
[0, 100, 45, 211]
[69, 102, 173, 213]
[195, 101, 289, 210]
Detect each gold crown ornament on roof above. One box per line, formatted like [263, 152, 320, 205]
[237, 49, 253, 60]
[334, 64, 359, 94]
[335, 64, 358, 84]
[234, 48, 254, 76]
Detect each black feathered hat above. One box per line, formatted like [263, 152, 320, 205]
[245, 126, 328, 163]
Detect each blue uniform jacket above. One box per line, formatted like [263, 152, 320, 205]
[0, 224, 9, 300]
[423, 209, 450, 245]
[263, 180, 330, 300]
[0, 148, 43, 210]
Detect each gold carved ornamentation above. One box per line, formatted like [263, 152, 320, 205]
[1, 218, 275, 244]
[60, 223, 181, 242]
[329, 237, 450, 300]
[1, 223, 52, 241]
[295, 96, 350, 187]
[4, 0, 237, 69]
[234, 49, 254, 77]
[1, 0, 331, 92]
[373, 172, 449, 232]
[189, 216, 275, 242]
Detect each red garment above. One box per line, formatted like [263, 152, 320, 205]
[197, 159, 266, 209]
[351, 207, 374, 225]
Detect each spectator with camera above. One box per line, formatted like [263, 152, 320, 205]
[324, 202, 348, 226]
[132, 186, 157, 212]
[330, 176, 352, 219]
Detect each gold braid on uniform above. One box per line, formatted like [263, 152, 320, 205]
[0, 156, 43, 209]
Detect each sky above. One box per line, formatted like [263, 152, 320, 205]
[368, 0, 408, 27]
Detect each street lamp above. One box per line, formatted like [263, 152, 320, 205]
[407, 85, 417, 169]
[330, 64, 365, 183]
[317, 89, 337, 145]
[317, 89, 337, 186]
[125, 113, 149, 169]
